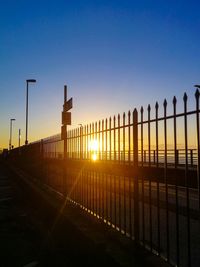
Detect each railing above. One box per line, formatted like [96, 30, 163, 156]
[8, 90, 200, 267]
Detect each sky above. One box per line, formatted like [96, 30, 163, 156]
[1, 0, 200, 149]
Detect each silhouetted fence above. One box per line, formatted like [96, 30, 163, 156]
[8, 90, 200, 267]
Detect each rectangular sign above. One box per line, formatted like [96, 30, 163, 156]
[63, 97, 73, 111]
[62, 111, 71, 125]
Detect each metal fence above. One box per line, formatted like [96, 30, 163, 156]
[9, 90, 200, 267]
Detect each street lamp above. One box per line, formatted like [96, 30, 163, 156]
[9, 118, 16, 150]
[25, 79, 36, 145]
[194, 84, 200, 89]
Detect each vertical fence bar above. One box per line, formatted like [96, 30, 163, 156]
[105, 118, 108, 222]
[128, 110, 132, 237]
[133, 109, 139, 242]
[76, 128, 79, 203]
[95, 121, 98, 216]
[148, 104, 152, 251]
[155, 101, 160, 255]
[78, 128, 81, 204]
[123, 112, 126, 234]
[118, 114, 121, 231]
[164, 99, 169, 261]
[195, 89, 200, 211]
[86, 125, 89, 211]
[114, 116, 117, 228]
[140, 106, 145, 244]
[102, 119, 105, 220]
[173, 96, 180, 266]
[84, 126, 87, 208]
[89, 124, 92, 213]
[190, 150, 193, 166]
[109, 117, 112, 224]
[80, 127, 83, 206]
[98, 120, 101, 218]
[92, 123, 95, 214]
[183, 93, 191, 267]
[74, 129, 76, 201]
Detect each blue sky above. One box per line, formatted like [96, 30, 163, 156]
[1, 0, 200, 148]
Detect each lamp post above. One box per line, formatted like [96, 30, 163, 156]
[25, 79, 36, 145]
[9, 118, 16, 150]
[18, 129, 21, 148]
[194, 84, 200, 89]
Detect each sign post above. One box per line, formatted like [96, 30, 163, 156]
[61, 85, 73, 196]
[61, 85, 73, 159]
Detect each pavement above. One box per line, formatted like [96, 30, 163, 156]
[0, 161, 171, 267]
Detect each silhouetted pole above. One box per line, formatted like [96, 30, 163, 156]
[25, 79, 36, 145]
[18, 129, 21, 148]
[64, 85, 67, 160]
[9, 118, 15, 150]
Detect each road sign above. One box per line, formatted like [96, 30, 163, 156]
[63, 97, 73, 112]
[62, 112, 71, 125]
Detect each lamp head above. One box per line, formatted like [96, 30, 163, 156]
[26, 79, 36, 83]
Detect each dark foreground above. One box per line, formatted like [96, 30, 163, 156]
[0, 161, 170, 267]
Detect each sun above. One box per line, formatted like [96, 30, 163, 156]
[89, 139, 98, 151]
[89, 139, 98, 161]
[92, 153, 97, 161]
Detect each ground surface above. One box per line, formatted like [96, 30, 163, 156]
[0, 162, 119, 267]
[0, 161, 170, 267]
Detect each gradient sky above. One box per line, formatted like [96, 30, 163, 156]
[1, 0, 200, 149]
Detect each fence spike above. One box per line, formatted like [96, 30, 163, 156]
[118, 113, 120, 121]
[183, 92, 188, 102]
[140, 106, 144, 113]
[163, 99, 167, 107]
[98, 120, 101, 131]
[173, 96, 177, 105]
[195, 89, 200, 99]
[133, 108, 138, 114]
[155, 102, 159, 110]
[128, 110, 131, 117]
[123, 112, 126, 118]
[109, 117, 112, 128]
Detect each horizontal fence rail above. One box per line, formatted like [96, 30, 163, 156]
[7, 90, 200, 267]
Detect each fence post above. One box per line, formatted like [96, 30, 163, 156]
[63, 85, 67, 196]
[153, 150, 156, 164]
[133, 108, 139, 242]
[175, 149, 179, 166]
[190, 149, 193, 166]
